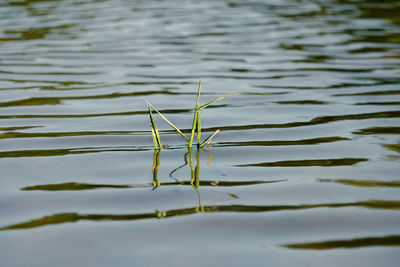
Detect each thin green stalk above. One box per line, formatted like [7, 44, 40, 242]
[146, 81, 233, 148]
[196, 111, 201, 146]
[188, 110, 198, 148]
[149, 107, 161, 150]
[151, 129, 158, 150]
[146, 100, 189, 142]
[189, 81, 201, 148]
[200, 129, 220, 147]
[199, 93, 235, 110]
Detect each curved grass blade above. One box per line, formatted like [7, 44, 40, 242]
[146, 100, 189, 142]
[189, 81, 201, 148]
[197, 111, 201, 146]
[151, 129, 158, 150]
[200, 129, 220, 147]
[199, 93, 235, 110]
[149, 107, 161, 150]
[188, 110, 198, 148]
[196, 80, 201, 108]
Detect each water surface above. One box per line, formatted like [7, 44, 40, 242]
[1, 0, 399, 266]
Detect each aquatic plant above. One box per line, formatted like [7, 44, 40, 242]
[146, 81, 233, 150]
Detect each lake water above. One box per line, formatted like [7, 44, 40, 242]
[0, 0, 399, 266]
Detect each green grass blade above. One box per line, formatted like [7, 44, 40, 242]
[200, 129, 220, 147]
[188, 109, 198, 148]
[151, 128, 158, 150]
[189, 81, 202, 148]
[149, 107, 161, 150]
[199, 93, 235, 110]
[146, 100, 189, 142]
[196, 80, 201, 109]
[196, 111, 201, 146]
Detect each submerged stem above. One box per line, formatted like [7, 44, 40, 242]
[152, 150, 160, 189]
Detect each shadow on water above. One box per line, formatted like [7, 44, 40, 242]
[383, 144, 400, 153]
[276, 100, 325, 105]
[237, 158, 367, 167]
[284, 235, 400, 250]
[18, 147, 277, 192]
[5, 148, 395, 232]
[0, 130, 137, 139]
[319, 179, 400, 188]
[0, 135, 352, 158]
[0, 147, 148, 158]
[335, 90, 400, 96]
[4, 148, 281, 231]
[355, 101, 400, 106]
[199, 110, 400, 133]
[2, 149, 398, 232]
[1, 200, 399, 231]
[0, 25, 71, 41]
[0, 90, 177, 108]
[20, 180, 273, 191]
[216, 136, 349, 147]
[353, 127, 400, 135]
[8, 0, 61, 9]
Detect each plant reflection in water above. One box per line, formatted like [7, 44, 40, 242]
[1, 149, 284, 231]
[152, 147, 219, 214]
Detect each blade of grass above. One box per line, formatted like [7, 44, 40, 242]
[196, 111, 201, 146]
[149, 107, 161, 150]
[189, 81, 201, 148]
[146, 100, 189, 142]
[199, 93, 235, 110]
[196, 80, 201, 108]
[151, 128, 158, 150]
[200, 129, 220, 147]
[188, 110, 198, 148]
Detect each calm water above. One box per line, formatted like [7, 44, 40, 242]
[1, 0, 400, 266]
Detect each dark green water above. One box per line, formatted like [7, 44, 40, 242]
[0, 0, 399, 266]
